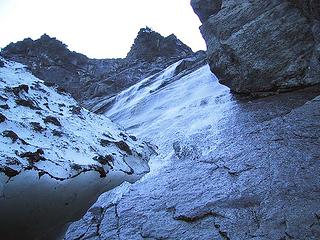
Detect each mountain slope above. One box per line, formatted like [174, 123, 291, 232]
[1, 28, 193, 105]
[66, 56, 320, 239]
[0, 57, 155, 240]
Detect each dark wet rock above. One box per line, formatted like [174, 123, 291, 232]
[0, 59, 4, 68]
[0, 166, 19, 178]
[93, 155, 113, 166]
[2, 130, 19, 143]
[115, 141, 132, 155]
[192, 0, 320, 95]
[129, 135, 137, 141]
[126, 27, 193, 61]
[2, 130, 28, 145]
[19, 149, 45, 164]
[100, 139, 132, 155]
[90, 165, 107, 178]
[0, 113, 6, 123]
[1, 31, 194, 107]
[52, 129, 63, 137]
[100, 138, 112, 147]
[70, 105, 82, 115]
[0, 104, 9, 110]
[12, 84, 29, 96]
[15, 98, 40, 109]
[43, 116, 61, 126]
[56, 86, 68, 94]
[30, 122, 46, 132]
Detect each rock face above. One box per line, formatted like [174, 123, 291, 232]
[1, 28, 193, 106]
[191, 0, 320, 95]
[65, 58, 320, 240]
[126, 27, 192, 61]
[0, 57, 155, 240]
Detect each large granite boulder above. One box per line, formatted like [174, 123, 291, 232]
[191, 0, 320, 95]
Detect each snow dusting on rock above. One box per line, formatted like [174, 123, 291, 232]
[0, 57, 155, 239]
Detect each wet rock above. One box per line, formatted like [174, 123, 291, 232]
[93, 155, 113, 166]
[2, 130, 28, 145]
[2, 130, 19, 143]
[15, 98, 39, 109]
[100, 138, 112, 147]
[19, 149, 45, 164]
[52, 129, 63, 137]
[70, 105, 82, 115]
[0, 113, 6, 123]
[129, 135, 137, 141]
[115, 141, 132, 155]
[192, 0, 320, 95]
[43, 116, 61, 126]
[0, 104, 9, 110]
[30, 122, 46, 133]
[12, 84, 29, 96]
[0, 166, 19, 178]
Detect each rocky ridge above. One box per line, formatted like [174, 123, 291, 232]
[1, 28, 193, 107]
[191, 0, 320, 96]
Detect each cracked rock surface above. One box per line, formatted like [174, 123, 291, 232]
[0, 58, 155, 240]
[191, 0, 320, 95]
[66, 60, 320, 239]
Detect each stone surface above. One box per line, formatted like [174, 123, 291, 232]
[126, 27, 192, 61]
[192, 0, 320, 95]
[65, 59, 320, 239]
[190, 0, 222, 23]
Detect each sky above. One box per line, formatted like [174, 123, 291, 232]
[0, 0, 206, 58]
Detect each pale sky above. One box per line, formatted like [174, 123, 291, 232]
[0, 0, 206, 58]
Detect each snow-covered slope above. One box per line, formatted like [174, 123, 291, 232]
[105, 57, 231, 169]
[65, 54, 234, 239]
[66, 48, 320, 240]
[0, 58, 155, 240]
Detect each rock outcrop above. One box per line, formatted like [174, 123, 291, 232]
[1, 28, 193, 106]
[0, 57, 155, 239]
[191, 0, 320, 95]
[65, 57, 320, 240]
[126, 27, 192, 61]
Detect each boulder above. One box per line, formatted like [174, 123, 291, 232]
[191, 0, 320, 95]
